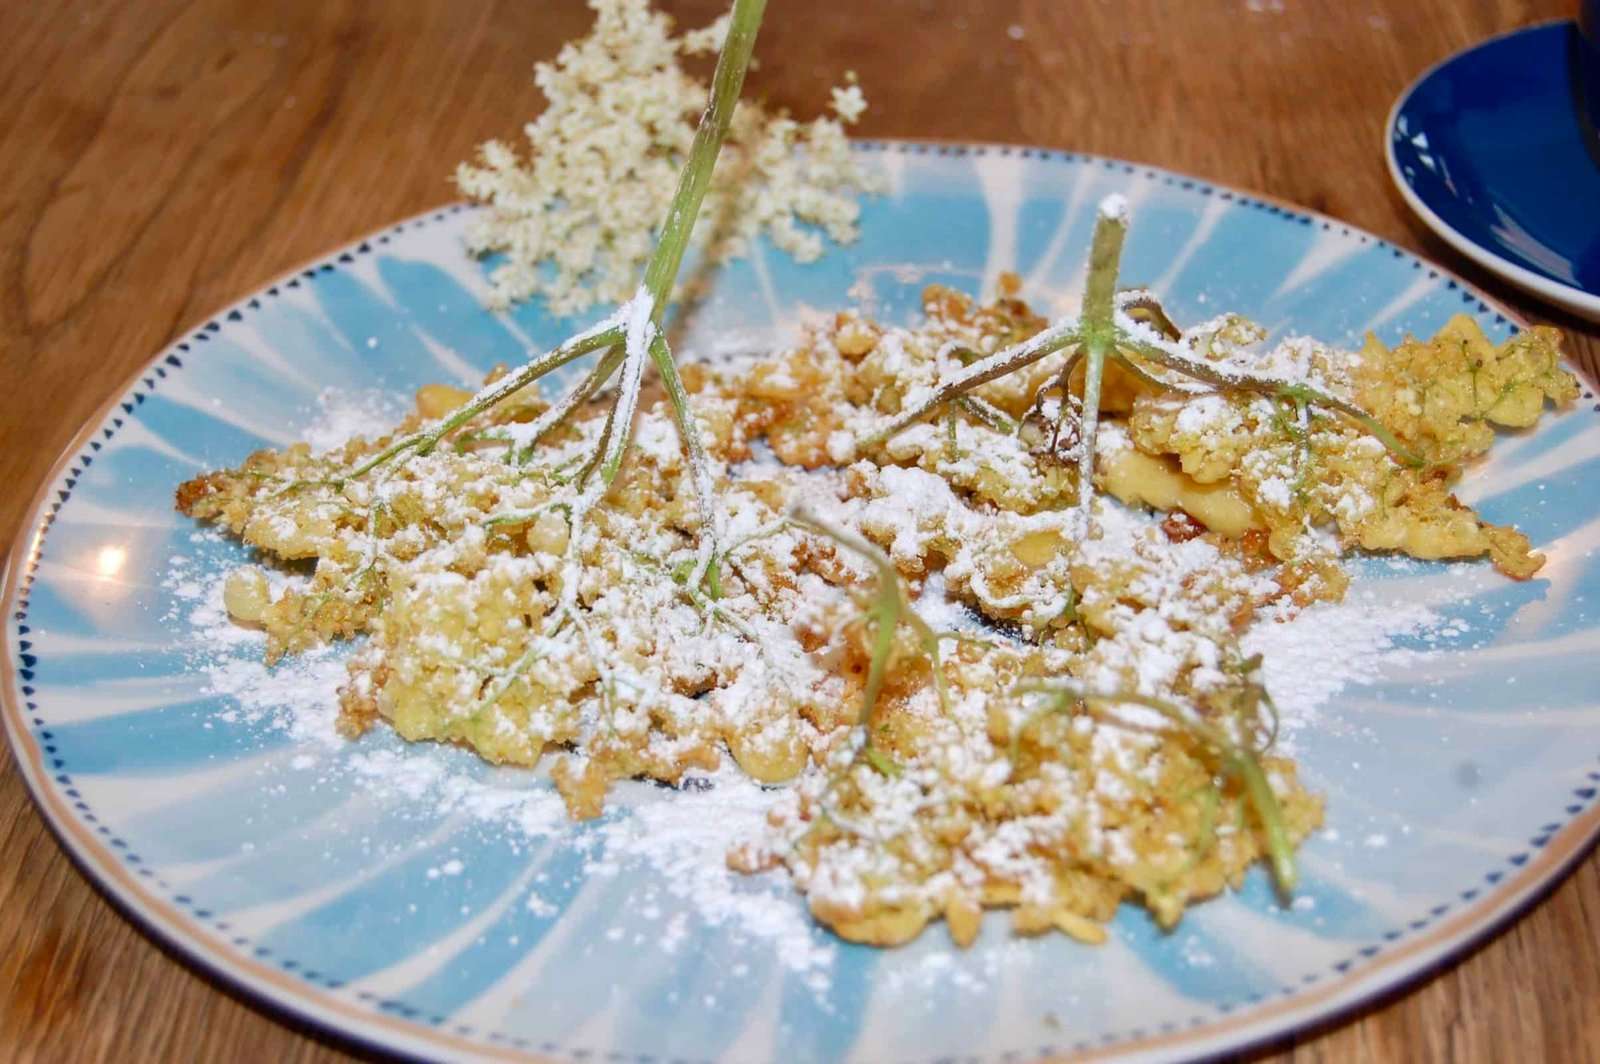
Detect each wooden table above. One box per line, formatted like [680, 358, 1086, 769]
[3, 1, 1598, 1060]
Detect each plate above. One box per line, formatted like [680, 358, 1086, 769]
[1387, 20, 1600, 322]
[6, 143, 1600, 1063]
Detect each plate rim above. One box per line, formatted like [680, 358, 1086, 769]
[4, 140, 1598, 1064]
[1384, 18, 1600, 322]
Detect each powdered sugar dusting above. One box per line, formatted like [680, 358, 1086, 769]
[157, 258, 1529, 993]
[1244, 592, 1439, 751]
[164, 530, 827, 985]
[593, 770, 835, 987]
[302, 386, 409, 453]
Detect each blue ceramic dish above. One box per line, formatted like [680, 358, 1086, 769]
[1388, 20, 1600, 321]
[6, 144, 1600, 1062]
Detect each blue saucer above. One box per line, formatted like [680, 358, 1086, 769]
[1388, 20, 1600, 321]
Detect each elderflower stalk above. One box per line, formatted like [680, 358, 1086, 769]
[649, 333, 723, 582]
[643, 0, 767, 321]
[378, 0, 769, 595]
[860, 204, 1423, 488]
[788, 504, 950, 731]
[856, 321, 1082, 450]
[579, 0, 767, 586]
[1075, 198, 1127, 521]
[1113, 333, 1430, 468]
[1013, 678, 1298, 894]
[341, 321, 624, 482]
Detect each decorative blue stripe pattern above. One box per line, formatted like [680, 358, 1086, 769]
[5, 144, 1600, 1063]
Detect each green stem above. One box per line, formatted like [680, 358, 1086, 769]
[468, 643, 549, 723]
[514, 346, 627, 464]
[1076, 206, 1127, 511]
[858, 324, 1080, 449]
[1082, 208, 1126, 341]
[347, 324, 622, 480]
[1105, 348, 1179, 392]
[789, 507, 905, 730]
[1116, 290, 1182, 340]
[1233, 753, 1297, 891]
[955, 394, 1017, 434]
[629, 549, 760, 642]
[789, 506, 950, 721]
[1014, 678, 1298, 896]
[1118, 338, 1429, 468]
[648, 333, 722, 584]
[641, 0, 768, 322]
[595, 328, 651, 487]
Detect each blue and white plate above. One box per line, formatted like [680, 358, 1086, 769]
[1387, 20, 1600, 322]
[6, 144, 1600, 1063]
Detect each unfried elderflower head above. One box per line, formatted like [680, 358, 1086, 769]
[455, 0, 881, 314]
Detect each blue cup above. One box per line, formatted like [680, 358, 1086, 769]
[1580, 0, 1600, 157]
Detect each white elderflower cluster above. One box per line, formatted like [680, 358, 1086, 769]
[455, 0, 880, 314]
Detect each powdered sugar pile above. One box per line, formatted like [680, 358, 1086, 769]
[591, 769, 837, 989]
[1244, 591, 1440, 752]
[302, 386, 409, 453]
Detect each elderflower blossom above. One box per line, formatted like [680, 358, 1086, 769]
[830, 81, 867, 123]
[454, 0, 882, 314]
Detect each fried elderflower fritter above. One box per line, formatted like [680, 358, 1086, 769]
[178, 248, 1575, 951]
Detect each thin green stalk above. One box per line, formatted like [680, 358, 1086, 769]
[1105, 347, 1193, 393]
[1014, 678, 1298, 895]
[514, 346, 628, 464]
[789, 506, 950, 723]
[1117, 337, 1429, 468]
[857, 323, 1081, 449]
[1233, 753, 1296, 891]
[955, 394, 1017, 434]
[483, 497, 569, 531]
[346, 323, 623, 479]
[629, 549, 760, 642]
[641, 0, 768, 321]
[1041, 347, 1084, 453]
[1116, 290, 1182, 340]
[1075, 206, 1127, 513]
[468, 642, 550, 723]
[789, 507, 905, 729]
[648, 333, 722, 585]
[595, 321, 653, 487]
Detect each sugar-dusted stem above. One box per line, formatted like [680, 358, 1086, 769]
[345, 322, 623, 480]
[1075, 199, 1127, 516]
[1116, 336, 1428, 468]
[789, 505, 948, 740]
[1014, 678, 1297, 894]
[592, 299, 655, 488]
[514, 345, 627, 464]
[955, 394, 1017, 434]
[649, 334, 722, 584]
[473, 0, 768, 582]
[857, 322, 1081, 449]
[789, 506, 904, 730]
[604, 0, 768, 582]
[1233, 750, 1297, 892]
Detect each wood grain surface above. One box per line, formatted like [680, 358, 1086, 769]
[3, 1, 1598, 1061]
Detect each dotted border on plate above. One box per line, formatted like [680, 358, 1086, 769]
[9, 144, 1600, 1063]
